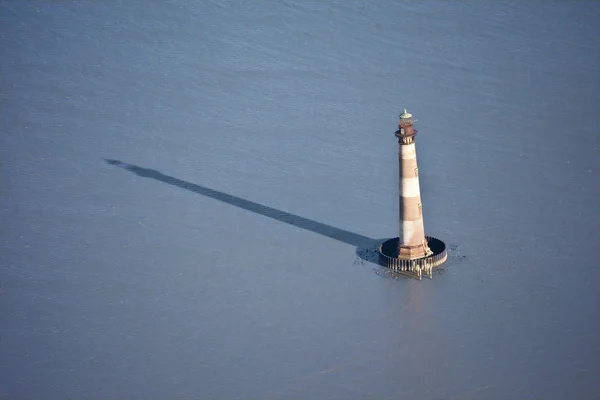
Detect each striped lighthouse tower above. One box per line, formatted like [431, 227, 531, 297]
[395, 109, 432, 259]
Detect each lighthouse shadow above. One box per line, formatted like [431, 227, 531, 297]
[105, 159, 383, 261]
[353, 238, 385, 265]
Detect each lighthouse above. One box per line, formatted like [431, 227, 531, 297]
[379, 109, 447, 279]
[396, 109, 431, 259]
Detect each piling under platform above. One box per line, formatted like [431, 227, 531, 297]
[379, 236, 447, 279]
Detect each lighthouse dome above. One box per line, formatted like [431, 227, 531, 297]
[399, 109, 412, 119]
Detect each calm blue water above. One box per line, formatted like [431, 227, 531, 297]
[1, 1, 598, 399]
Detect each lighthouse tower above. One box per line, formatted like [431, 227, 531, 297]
[379, 109, 447, 279]
[395, 109, 431, 259]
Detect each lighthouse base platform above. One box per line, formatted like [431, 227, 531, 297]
[379, 236, 447, 280]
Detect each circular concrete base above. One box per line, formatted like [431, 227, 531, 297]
[379, 236, 447, 278]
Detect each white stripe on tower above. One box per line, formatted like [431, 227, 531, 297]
[400, 220, 419, 243]
[401, 177, 421, 198]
